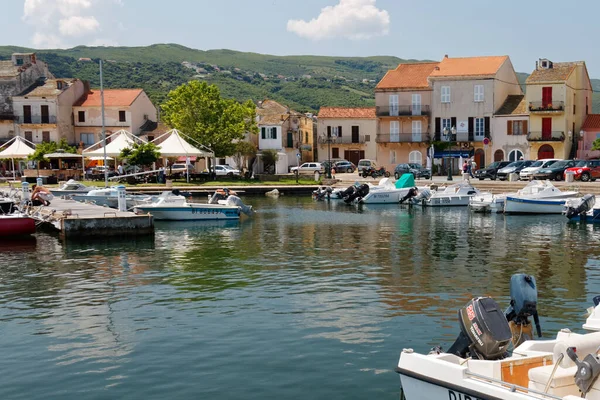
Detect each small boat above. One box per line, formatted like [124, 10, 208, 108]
[414, 182, 481, 207]
[134, 190, 253, 221]
[0, 213, 36, 236]
[504, 196, 578, 214]
[71, 187, 154, 209]
[565, 194, 600, 223]
[49, 179, 96, 196]
[359, 175, 427, 204]
[470, 180, 579, 213]
[397, 273, 600, 400]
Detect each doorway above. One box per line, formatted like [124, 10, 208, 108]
[345, 150, 364, 165]
[537, 144, 554, 159]
[351, 126, 359, 144]
[494, 149, 504, 162]
[474, 149, 485, 169]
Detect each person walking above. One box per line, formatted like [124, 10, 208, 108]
[469, 159, 476, 178]
[462, 161, 469, 180]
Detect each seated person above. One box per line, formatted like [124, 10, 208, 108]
[31, 184, 54, 206]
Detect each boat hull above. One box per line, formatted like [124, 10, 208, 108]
[71, 195, 153, 209]
[504, 197, 569, 214]
[134, 204, 241, 221]
[0, 215, 36, 236]
[424, 195, 473, 207]
[400, 371, 495, 400]
[568, 208, 600, 223]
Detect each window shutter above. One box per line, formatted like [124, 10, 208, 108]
[338, 126, 342, 137]
[451, 117, 457, 128]
[468, 117, 474, 133]
[327, 126, 331, 137]
[484, 117, 490, 134]
[261, 127, 266, 139]
[272, 127, 277, 138]
[435, 118, 441, 134]
[522, 120, 528, 135]
[507, 120, 513, 135]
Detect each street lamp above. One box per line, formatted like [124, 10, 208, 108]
[443, 126, 456, 181]
[321, 132, 333, 178]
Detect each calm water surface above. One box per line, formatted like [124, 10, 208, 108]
[2, 196, 600, 399]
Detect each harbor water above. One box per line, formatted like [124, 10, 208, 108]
[1, 196, 600, 399]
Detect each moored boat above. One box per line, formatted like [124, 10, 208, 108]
[504, 196, 576, 214]
[0, 213, 36, 236]
[49, 179, 97, 196]
[414, 182, 481, 207]
[71, 187, 154, 209]
[565, 194, 600, 223]
[359, 175, 427, 204]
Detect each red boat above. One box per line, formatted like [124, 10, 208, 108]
[0, 214, 36, 236]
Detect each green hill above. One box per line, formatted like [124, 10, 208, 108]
[0, 44, 598, 113]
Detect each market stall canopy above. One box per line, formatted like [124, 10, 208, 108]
[0, 136, 36, 158]
[151, 129, 214, 158]
[44, 149, 83, 159]
[82, 130, 146, 158]
[88, 156, 114, 161]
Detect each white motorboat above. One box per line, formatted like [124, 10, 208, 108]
[412, 182, 481, 207]
[314, 178, 392, 202]
[398, 274, 600, 400]
[134, 191, 253, 221]
[359, 175, 428, 204]
[504, 196, 580, 214]
[49, 179, 96, 197]
[469, 180, 580, 213]
[71, 187, 154, 209]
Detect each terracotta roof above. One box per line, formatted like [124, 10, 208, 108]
[429, 55, 508, 78]
[317, 107, 376, 119]
[582, 114, 600, 130]
[256, 99, 288, 116]
[74, 88, 143, 107]
[258, 114, 286, 125]
[376, 62, 438, 90]
[495, 95, 527, 115]
[525, 62, 580, 83]
[17, 79, 78, 97]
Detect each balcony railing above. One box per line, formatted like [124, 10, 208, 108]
[376, 105, 430, 117]
[433, 132, 491, 141]
[528, 101, 564, 113]
[376, 132, 431, 143]
[0, 113, 16, 121]
[18, 115, 57, 124]
[317, 135, 367, 144]
[526, 131, 565, 142]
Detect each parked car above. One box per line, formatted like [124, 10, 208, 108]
[532, 160, 577, 181]
[519, 159, 561, 180]
[564, 159, 600, 181]
[394, 163, 431, 180]
[474, 161, 512, 180]
[170, 163, 193, 174]
[357, 159, 377, 173]
[332, 160, 356, 173]
[213, 165, 241, 177]
[496, 160, 535, 181]
[290, 162, 324, 174]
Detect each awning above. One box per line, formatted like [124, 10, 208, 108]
[434, 150, 472, 159]
[177, 156, 197, 162]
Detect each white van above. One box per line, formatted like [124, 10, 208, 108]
[357, 159, 377, 173]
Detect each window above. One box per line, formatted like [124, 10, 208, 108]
[261, 127, 277, 139]
[390, 121, 400, 142]
[474, 85, 484, 102]
[42, 131, 50, 142]
[78, 111, 85, 123]
[513, 121, 523, 135]
[24, 131, 32, 142]
[389, 95, 399, 116]
[23, 105, 31, 123]
[441, 86, 451, 103]
[80, 133, 95, 146]
[41, 105, 49, 123]
[409, 151, 423, 165]
[390, 150, 396, 164]
[474, 117, 484, 137]
[119, 110, 126, 122]
[305, 132, 308, 143]
[508, 149, 524, 162]
[269, 127, 277, 139]
[332, 148, 339, 158]
[442, 118, 451, 131]
[16, 58, 23, 66]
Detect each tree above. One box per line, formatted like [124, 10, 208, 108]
[120, 142, 160, 167]
[231, 141, 257, 172]
[28, 139, 77, 177]
[592, 138, 600, 151]
[160, 81, 258, 159]
[261, 149, 278, 174]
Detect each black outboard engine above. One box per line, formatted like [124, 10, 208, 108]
[505, 274, 541, 346]
[344, 184, 370, 204]
[312, 186, 333, 201]
[566, 194, 595, 219]
[447, 297, 512, 360]
[399, 187, 419, 204]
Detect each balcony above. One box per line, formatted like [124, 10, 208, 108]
[376, 132, 431, 143]
[432, 132, 491, 142]
[528, 101, 564, 113]
[376, 105, 430, 117]
[317, 135, 367, 145]
[526, 131, 565, 142]
[18, 115, 57, 124]
[0, 113, 16, 121]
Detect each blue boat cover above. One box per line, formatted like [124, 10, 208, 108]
[395, 173, 415, 189]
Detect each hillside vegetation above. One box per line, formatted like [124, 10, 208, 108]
[1, 44, 599, 113]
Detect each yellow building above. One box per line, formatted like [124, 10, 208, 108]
[525, 59, 592, 160]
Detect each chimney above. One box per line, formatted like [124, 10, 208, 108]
[435, 66, 440, 70]
[536, 61, 538, 70]
[444, 54, 449, 58]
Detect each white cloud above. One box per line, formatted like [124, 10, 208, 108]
[59, 15, 100, 36]
[287, 0, 390, 41]
[22, 0, 121, 48]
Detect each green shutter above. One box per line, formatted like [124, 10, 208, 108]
[287, 131, 293, 148]
[261, 127, 266, 139]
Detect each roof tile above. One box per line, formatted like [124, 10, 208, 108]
[376, 62, 438, 90]
[495, 95, 527, 115]
[318, 107, 376, 119]
[74, 88, 144, 107]
[525, 62, 579, 83]
[429, 55, 508, 78]
[582, 114, 600, 130]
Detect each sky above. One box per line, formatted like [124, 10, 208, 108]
[3, 0, 600, 76]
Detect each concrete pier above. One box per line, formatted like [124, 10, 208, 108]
[34, 198, 154, 238]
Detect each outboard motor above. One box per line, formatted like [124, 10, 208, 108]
[566, 194, 595, 219]
[447, 297, 512, 360]
[225, 195, 253, 216]
[312, 186, 333, 201]
[408, 188, 431, 205]
[344, 184, 370, 204]
[399, 187, 419, 204]
[505, 274, 541, 346]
